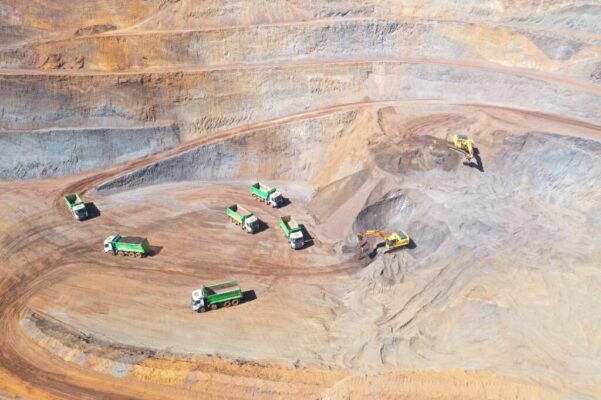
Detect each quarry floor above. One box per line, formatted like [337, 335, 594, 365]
[1, 103, 600, 400]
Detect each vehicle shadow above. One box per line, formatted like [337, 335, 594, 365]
[368, 242, 386, 259]
[466, 148, 484, 172]
[278, 198, 291, 208]
[299, 224, 314, 249]
[84, 202, 101, 220]
[255, 220, 269, 233]
[146, 245, 163, 257]
[241, 290, 257, 304]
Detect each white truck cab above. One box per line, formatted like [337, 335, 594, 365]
[269, 191, 284, 207]
[289, 231, 305, 249]
[244, 215, 260, 233]
[72, 203, 88, 220]
[103, 235, 117, 253]
[191, 289, 205, 311]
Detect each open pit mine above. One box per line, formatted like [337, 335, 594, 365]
[1, 1, 601, 399]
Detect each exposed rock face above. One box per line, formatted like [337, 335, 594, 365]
[0, 125, 180, 179]
[1, 2, 601, 178]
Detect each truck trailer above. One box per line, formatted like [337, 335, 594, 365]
[250, 182, 284, 207]
[226, 204, 260, 233]
[104, 234, 149, 257]
[279, 216, 305, 249]
[191, 280, 243, 312]
[64, 193, 88, 220]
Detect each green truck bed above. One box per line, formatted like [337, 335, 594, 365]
[115, 236, 149, 253]
[64, 193, 84, 208]
[203, 280, 243, 304]
[279, 215, 301, 237]
[226, 204, 253, 223]
[250, 182, 276, 200]
[104, 234, 149, 256]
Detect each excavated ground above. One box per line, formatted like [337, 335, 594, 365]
[1, 2, 601, 399]
[2, 104, 600, 399]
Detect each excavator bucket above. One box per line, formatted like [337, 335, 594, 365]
[357, 238, 371, 259]
[356, 233, 373, 259]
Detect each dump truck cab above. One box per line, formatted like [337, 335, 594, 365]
[191, 289, 206, 312]
[72, 203, 88, 220]
[269, 191, 284, 207]
[244, 215, 260, 233]
[289, 231, 304, 249]
[103, 234, 119, 253]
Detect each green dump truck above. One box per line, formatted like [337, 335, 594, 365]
[250, 182, 284, 207]
[64, 193, 88, 220]
[279, 216, 305, 249]
[191, 280, 243, 312]
[226, 204, 260, 233]
[103, 234, 149, 257]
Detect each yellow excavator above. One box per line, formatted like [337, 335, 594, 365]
[450, 134, 475, 163]
[357, 230, 410, 255]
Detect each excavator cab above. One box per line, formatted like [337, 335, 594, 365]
[451, 134, 475, 163]
[385, 231, 410, 251]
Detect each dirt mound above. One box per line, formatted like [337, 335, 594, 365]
[369, 135, 462, 173]
[39, 53, 84, 69]
[74, 24, 117, 36]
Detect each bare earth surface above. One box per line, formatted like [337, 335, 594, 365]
[1, 2, 601, 399]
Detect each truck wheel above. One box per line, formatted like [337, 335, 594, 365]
[210, 304, 218, 310]
[199, 307, 207, 313]
[231, 299, 240, 306]
[118, 251, 124, 256]
[112, 252, 117, 256]
[223, 301, 231, 308]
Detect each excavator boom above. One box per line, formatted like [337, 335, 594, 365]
[357, 230, 390, 240]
